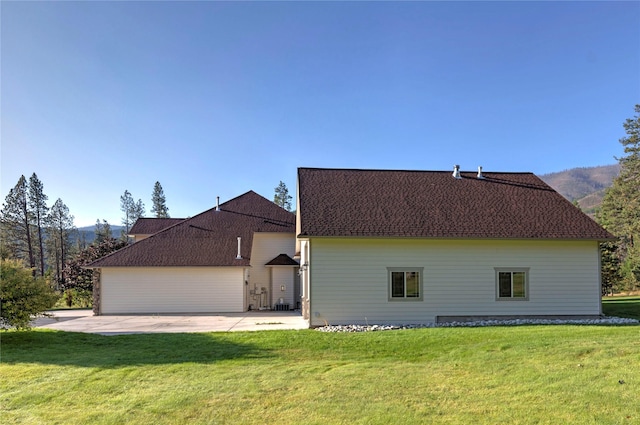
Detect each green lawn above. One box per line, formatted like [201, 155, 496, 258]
[2, 324, 639, 425]
[603, 296, 640, 320]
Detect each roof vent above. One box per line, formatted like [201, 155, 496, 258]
[216, 196, 220, 211]
[236, 237, 242, 260]
[452, 164, 462, 179]
[477, 166, 485, 179]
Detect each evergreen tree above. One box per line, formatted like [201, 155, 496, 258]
[0, 176, 35, 270]
[274, 181, 293, 211]
[76, 230, 88, 251]
[64, 237, 127, 292]
[28, 173, 48, 276]
[46, 198, 75, 288]
[598, 104, 640, 293]
[120, 190, 146, 239]
[134, 199, 146, 220]
[94, 219, 112, 244]
[151, 181, 170, 218]
[120, 190, 135, 235]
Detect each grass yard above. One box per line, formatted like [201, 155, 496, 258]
[2, 323, 639, 425]
[603, 296, 640, 320]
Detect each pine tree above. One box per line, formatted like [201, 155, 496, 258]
[134, 199, 146, 220]
[120, 190, 146, 239]
[0, 176, 35, 270]
[64, 237, 127, 292]
[598, 104, 640, 293]
[120, 190, 135, 235]
[46, 198, 75, 288]
[28, 173, 48, 276]
[94, 219, 112, 244]
[274, 181, 292, 211]
[151, 181, 170, 218]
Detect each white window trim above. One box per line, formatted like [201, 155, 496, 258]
[387, 267, 424, 302]
[495, 267, 530, 301]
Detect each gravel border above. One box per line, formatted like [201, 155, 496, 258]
[316, 316, 639, 332]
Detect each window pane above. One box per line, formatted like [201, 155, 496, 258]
[406, 272, 420, 298]
[391, 272, 405, 297]
[499, 272, 512, 297]
[512, 272, 526, 298]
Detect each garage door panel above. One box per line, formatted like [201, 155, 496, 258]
[101, 267, 244, 314]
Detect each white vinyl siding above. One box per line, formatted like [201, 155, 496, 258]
[300, 240, 311, 320]
[247, 232, 296, 309]
[101, 267, 244, 314]
[307, 238, 602, 326]
[271, 267, 295, 307]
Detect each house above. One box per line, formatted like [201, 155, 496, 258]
[296, 166, 614, 327]
[89, 191, 298, 315]
[88, 166, 613, 326]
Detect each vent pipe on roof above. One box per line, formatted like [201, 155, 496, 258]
[216, 196, 220, 211]
[477, 166, 485, 179]
[453, 164, 462, 179]
[236, 237, 242, 260]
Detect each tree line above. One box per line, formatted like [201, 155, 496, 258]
[0, 174, 74, 284]
[1, 179, 171, 290]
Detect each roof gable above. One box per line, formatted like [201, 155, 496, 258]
[297, 167, 613, 240]
[265, 253, 299, 266]
[90, 191, 295, 267]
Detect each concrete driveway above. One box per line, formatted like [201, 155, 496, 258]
[34, 310, 309, 335]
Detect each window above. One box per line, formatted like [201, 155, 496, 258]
[388, 268, 423, 301]
[495, 268, 529, 300]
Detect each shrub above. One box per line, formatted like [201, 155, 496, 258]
[53, 289, 93, 309]
[1, 258, 59, 330]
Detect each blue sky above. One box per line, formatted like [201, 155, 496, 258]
[2, 1, 639, 227]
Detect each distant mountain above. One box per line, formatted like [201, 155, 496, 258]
[75, 225, 124, 245]
[540, 164, 620, 215]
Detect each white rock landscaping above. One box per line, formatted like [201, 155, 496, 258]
[316, 316, 639, 332]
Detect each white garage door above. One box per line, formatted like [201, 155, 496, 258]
[100, 267, 244, 314]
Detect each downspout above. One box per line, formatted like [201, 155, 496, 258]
[307, 241, 312, 327]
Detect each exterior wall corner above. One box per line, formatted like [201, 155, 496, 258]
[92, 269, 101, 316]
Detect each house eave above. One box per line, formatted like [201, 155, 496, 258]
[296, 234, 615, 242]
[83, 264, 251, 269]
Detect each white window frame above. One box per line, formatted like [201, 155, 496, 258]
[495, 268, 530, 301]
[387, 267, 424, 301]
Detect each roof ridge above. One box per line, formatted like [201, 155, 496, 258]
[88, 190, 296, 268]
[85, 192, 249, 268]
[298, 167, 535, 174]
[218, 190, 258, 208]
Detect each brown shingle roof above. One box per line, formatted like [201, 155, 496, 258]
[129, 218, 185, 235]
[265, 254, 299, 266]
[89, 191, 295, 267]
[297, 167, 614, 240]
